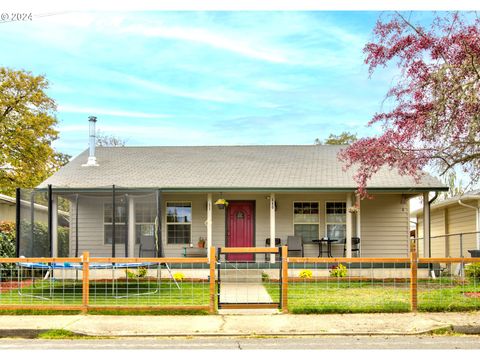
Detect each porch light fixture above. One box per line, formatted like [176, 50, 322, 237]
[215, 198, 228, 209]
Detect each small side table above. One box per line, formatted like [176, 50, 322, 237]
[311, 238, 336, 257]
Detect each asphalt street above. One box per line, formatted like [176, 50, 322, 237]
[0, 335, 479, 349]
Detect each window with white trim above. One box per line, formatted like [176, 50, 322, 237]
[104, 202, 127, 244]
[166, 202, 192, 244]
[293, 202, 319, 241]
[325, 201, 346, 241]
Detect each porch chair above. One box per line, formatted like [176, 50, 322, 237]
[287, 236, 304, 257]
[265, 238, 282, 261]
[343, 237, 361, 257]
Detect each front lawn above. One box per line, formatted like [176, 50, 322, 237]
[264, 279, 480, 313]
[0, 279, 210, 306]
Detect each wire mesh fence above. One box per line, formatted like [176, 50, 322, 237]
[286, 258, 413, 313]
[0, 259, 83, 307]
[2, 248, 480, 313]
[416, 258, 480, 311]
[87, 260, 210, 307]
[0, 255, 212, 311]
[217, 248, 282, 308]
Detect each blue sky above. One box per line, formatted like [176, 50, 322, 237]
[1, 11, 433, 157]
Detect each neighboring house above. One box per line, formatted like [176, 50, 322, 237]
[413, 190, 480, 258]
[1, 193, 68, 225]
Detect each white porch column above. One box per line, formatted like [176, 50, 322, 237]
[128, 196, 135, 258]
[355, 193, 361, 253]
[269, 193, 276, 263]
[52, 195, 58, 257]
[345, 193, 353, 258]
[423, 192, 431, 258]
[207, 193, 213, 262]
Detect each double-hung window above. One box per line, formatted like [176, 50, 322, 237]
[166, 202, 192, 244]
[325, 202, 346, 241]
[104, 202, 127, 244]
[293, 202, 320, 241]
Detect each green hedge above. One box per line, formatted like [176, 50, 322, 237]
[1, 221, 69, 258]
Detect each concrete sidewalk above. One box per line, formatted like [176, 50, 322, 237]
[1, 312, 480, 337]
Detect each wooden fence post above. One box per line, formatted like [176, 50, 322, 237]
[410, 242, 418, 312]
[82, 251, 90, 313]
[209, 247, 216, 314]
[281, 245, 288, 313]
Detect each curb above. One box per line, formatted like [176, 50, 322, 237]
[2, 325, 474, 339]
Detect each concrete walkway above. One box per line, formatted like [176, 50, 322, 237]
[0, 312, 480, 337]
[219, 283, 273, 303]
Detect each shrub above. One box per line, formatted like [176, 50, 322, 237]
[299, 269, 313, 279]
[261, 272, 269, 282]
[0, 221, 16, 258]
[125, 267, 148, 279]
[465, 263, 480, 280]
[330, 263, 347, 278]
[0, 221, 16, 278]
[138, 267, 147, 278]
[125, 269, 137, 279]
[173, 272, 185, 282]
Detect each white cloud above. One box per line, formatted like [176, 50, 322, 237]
[58, 105, 170, 119]
[121, 23, 290, 64]
[122, 75, 245, 103]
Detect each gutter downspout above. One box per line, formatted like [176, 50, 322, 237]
[427, 192, 439, 259]
[458, 196, 480, 250]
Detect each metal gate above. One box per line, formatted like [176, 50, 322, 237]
[216, 247, 282, 309]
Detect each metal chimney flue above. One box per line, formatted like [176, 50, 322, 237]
[82, 116, 99, 167]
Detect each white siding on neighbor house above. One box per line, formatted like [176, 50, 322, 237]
[416, 200, 478, 258]
[0, 203, 16, 222]
[70, 192, 410, 259]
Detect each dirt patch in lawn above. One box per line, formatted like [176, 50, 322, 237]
[0, 280, 33, 293]
[463, 292, 480, 298]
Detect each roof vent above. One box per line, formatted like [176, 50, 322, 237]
[82, 116, 99, 167]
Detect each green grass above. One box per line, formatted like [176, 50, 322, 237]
[265, 279, 480, 314]
[37, 329, 100, 339]
[0, 279, 210, 307]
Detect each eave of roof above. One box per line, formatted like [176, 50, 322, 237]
[411, 190, 480, 216]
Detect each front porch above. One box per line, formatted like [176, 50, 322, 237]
[15, 186, 428, 261]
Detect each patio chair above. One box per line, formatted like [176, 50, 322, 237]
[343, 237, 360, 257]
[287, 235, 304, 257]
[265, 238, 282, 261]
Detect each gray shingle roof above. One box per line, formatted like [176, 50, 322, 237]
[38, 145, 446, 190]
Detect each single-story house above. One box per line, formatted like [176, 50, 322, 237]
[16, 120, 447, 261]
[412, 190, 480, 258]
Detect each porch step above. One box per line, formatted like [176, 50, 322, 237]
[219, 269, 264, 283]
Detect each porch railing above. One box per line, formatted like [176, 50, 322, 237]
[413, 231, 480, 258]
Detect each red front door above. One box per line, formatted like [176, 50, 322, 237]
[226, 201, 255, 261]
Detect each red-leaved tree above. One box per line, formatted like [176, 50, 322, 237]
[339, 12, 480, 197]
